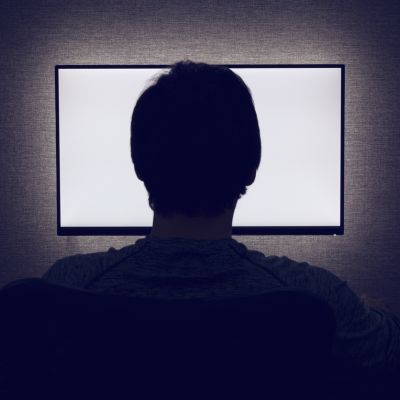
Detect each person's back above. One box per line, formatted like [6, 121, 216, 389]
[42, 60, 400, 383]
[43, 234, 400, 375]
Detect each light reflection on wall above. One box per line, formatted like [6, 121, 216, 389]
[1, 0, 399, 313]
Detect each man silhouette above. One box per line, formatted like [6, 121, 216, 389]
[43, 60, 400, 373]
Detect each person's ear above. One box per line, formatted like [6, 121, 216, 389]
[134, 166, 144, 182]
[246, 169, 257, 185]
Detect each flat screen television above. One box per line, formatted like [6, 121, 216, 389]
[55, 64, 344, 235]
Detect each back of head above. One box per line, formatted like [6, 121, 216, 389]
[131, 60, 261, 217]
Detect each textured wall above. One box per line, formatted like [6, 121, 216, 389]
[1, 0, 399, 313]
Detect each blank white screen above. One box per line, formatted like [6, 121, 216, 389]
[58, 67, 341, 228]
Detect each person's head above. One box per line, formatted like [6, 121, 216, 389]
[130, 60, 261, 218]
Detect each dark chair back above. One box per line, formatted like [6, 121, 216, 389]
[0, 278, 336, 399]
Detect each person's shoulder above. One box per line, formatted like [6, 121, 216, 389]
[242, 248, 346, 296]
[243, 247, 314, 273]
[42, 239, 147, 287]
[42, 248, 118, 287]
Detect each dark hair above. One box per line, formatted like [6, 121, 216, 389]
[130, 60, 261, 217]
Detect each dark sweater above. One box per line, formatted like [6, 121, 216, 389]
[42, 235, 400, 371]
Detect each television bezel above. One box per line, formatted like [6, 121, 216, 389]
[55, 64, 345, 236]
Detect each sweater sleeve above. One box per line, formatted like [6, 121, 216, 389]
[329, 279, 400, 371]
[249, 253, 400, 372]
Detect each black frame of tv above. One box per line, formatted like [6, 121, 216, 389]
[55, 64, 345, 236]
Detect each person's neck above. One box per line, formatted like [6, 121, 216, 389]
[150, 207, 235, 240]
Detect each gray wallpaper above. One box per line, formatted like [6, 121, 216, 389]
[1, 0, 399, 314]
